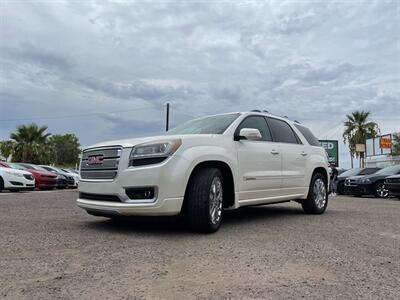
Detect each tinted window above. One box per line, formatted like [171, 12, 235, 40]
[267, 118, 299, 144]
[294, 124, 319, 146]
[236, 116, 272, 141]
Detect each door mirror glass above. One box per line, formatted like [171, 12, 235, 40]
[239, 128, 262, 141]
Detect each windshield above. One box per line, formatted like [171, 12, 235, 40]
[359, 168, 380, 175]
[339, 168, 361, 177]
[22, 164, 48, 172]
[41, 166, 56, 172]
[375, 165, 400, 175]
[8, 163, 26, 170]
[168, 113, 240, 135]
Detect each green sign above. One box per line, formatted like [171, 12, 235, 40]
[319, 140, 339, 167]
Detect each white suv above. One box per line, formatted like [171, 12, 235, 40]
[77, 111, 329, 232]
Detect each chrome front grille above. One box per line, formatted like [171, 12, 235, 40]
[80, 147, 122, 180]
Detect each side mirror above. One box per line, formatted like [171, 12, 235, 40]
[236, 128, 262, 141]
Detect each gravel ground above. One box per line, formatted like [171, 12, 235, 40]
[0, 190, 399, 300]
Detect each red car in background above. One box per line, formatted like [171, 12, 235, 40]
[0, 162, 57, 190]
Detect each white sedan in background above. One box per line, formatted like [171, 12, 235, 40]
[0, 166, 36, 192]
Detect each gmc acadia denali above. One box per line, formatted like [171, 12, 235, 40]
[77, 111, 329, 233]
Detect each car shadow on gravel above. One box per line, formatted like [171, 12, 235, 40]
[82, 204, 305, 235]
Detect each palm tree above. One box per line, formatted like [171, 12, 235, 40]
[10, 123, 51, 163]
[343, 111, 379, 168]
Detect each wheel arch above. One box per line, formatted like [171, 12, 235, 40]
[182, 160, 236, 213]
[312, 167, 328, 184]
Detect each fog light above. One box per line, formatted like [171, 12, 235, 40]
[125, 187, 155, 200]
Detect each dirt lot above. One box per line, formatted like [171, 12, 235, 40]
[0, 190, 399, 300]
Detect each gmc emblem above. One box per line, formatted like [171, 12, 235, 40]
[87, 155, 104, 165]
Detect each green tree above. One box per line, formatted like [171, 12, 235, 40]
[0, 140, 15, 161]
[343, 111, 379, 168]
[10, 123, 51, 163]
[48, 134, 81, 167]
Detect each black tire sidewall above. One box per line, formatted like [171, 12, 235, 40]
[337, 181, 345, 195]
[303, 173, 328, 214]
[374, 181, 388, 198]
[187, 168, 224, 233]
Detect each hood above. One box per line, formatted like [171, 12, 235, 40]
[0, 167, 32, 176]
[84, 134, 217, 150]
[348, 173, 386, 181]
[386, 174, 400, 179]
[26, 169, 57, 177]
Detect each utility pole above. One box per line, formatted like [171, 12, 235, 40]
[165, 102, 170, 132]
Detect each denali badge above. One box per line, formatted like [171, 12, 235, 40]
[87, 155, 104, 165]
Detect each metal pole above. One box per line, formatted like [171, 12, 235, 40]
[166, 102, 170, 132]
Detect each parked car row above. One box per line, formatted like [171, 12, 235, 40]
[338, 164, 400, 199]
[0, 161, 78, 192]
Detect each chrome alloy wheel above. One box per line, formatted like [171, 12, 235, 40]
[313, 178, 327, 209]
[209, 177, 223, 224]
[376, 183, 389, 198]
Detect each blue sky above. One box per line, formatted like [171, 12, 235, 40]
[0, 0, 399, 168]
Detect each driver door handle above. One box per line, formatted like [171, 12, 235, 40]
[270, 150, 280, 155]
[301, 151, 308, 156]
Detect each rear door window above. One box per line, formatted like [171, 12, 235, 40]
[267, 118, 300, 144]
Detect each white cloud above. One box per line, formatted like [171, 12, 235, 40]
[0, 0, 399, 167]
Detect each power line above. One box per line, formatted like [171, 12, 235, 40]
[0, 105, 155, 122]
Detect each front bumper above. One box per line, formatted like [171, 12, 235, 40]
[345, 183, 374, 195]
[77, 153, 190, 216]
[4, 177, 35, 190]
[77, 197, 184, 216]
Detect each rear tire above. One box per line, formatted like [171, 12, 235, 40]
[0, 177, 4, 192]
[186, 167, 224, 233]
[302, 173, 328, 214]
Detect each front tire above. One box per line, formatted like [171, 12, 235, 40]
[186, 167, 224, 233]
[302, 173, 328, 214]
[0, 177, 4, 192]
[337, 181, 345, 195]
[373, 182, 389, 198]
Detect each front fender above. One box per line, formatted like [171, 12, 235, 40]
[178, 145, 239, 194]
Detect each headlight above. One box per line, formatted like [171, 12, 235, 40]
[129, 139, 182, 166]
[360, 178, 371, 184]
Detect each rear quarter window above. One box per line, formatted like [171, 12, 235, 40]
[294, 124, 320, 146]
